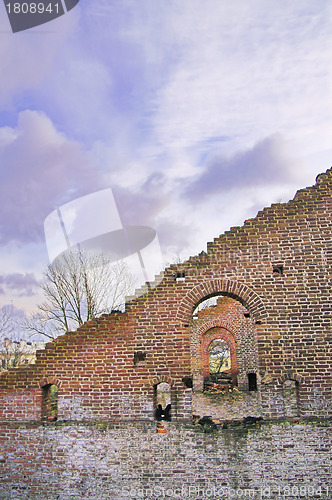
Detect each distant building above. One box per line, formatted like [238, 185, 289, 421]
[0, 339, 45, 371]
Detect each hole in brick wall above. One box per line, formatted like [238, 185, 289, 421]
[41, 384, 58, 421]
[154, 383, 171, 421]
[174, 271, 185, 281]
[248, 373, 257, 391]
[133, 351, 146, 366]
[273, 265, 283, 275]
[182, 376, 193, 388]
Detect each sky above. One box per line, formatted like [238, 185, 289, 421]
[0, 0, 331, 323]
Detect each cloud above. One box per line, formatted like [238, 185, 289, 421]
[0, 2, 79, 107]
[113, 172, 170, 227]
[0, 273, 39, 297]
[156, 219, 197, 259]
[136, 0, 332, 170]
[111, 171, 200, 259]
[0, 110, 106, 245]
[183, 135, 303, 202]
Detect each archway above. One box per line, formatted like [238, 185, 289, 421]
[176, 279, 267, 325]
[190, 294, 258, 391]
[41, 384, 58, 421]
[209, 339, 230, 378]
[154, 382, 171, 421]
[202, 327, 238, 386]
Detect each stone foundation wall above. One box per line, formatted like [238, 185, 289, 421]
[0, 420, 331, 500]
[192, 391, 262, 420]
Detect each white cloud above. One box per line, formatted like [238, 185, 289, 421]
[147, 0, 332, 166]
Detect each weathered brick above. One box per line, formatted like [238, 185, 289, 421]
[0, 169, 332, 423]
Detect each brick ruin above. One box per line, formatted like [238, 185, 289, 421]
[0, 169, 331, 423]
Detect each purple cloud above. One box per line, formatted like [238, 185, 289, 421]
[0, 110, 106, 245]
[183, 135, 301, 202]
[0, 273, 39, 297]
[113, 172, 170, 227]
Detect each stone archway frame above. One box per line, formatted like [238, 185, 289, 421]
[201, 327, 238, 384]
[175, 279, 267, 324]
[278, 372, 304, 386]
[278, 372, 303, 418]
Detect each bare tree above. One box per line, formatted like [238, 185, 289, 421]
[0, 304, 14, 338]
[0, 305, 29, 370]
[208, 339, 230, 375]
[27, 250, 136, 339]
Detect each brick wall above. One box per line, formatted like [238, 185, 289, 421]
[0, 169, 332, 421]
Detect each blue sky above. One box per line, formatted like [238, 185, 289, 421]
[0, 0, 331, 316]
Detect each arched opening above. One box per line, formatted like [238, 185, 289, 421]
[202, 330, 237, 390]
[192, 294, 259, 391]
[176, 279, 267, 325]
[184, 282, 264, 419]
[154, 382, 171, 421]
[41, 384, 58, 421]
[208, 339, 231, 382]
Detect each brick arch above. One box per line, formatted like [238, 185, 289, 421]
[202, 328, 238, 384]
[39, 377, 62, 389]
[149, 375, 173, 387]
[195, 317, 243, 342]
[176, 279, 267, 323]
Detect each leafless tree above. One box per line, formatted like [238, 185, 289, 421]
[208, 339, 230, 375]
[27, 250, 136, 339]
[0, 304, 14, 338]
[0, 305, 28, 370]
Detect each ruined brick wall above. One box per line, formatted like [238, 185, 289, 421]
[0, 169, 332, 421]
